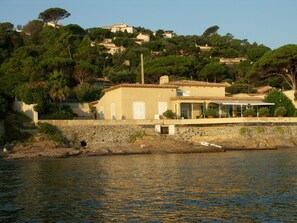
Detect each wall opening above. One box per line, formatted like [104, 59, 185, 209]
[80, 141, 87, 147]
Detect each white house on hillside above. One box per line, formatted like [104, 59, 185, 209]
[103, 23, 136, 34]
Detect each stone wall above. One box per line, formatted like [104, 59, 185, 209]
[174, 125, 297, 143]
[58, 124, 158, 147]
[50, 120, 297, 149]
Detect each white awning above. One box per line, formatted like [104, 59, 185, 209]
[212, 101, 275, 106]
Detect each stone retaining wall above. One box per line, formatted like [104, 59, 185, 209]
[53, 121, 297, 149]
[57, 125, 158, 147]
[174, 125, 297, 143]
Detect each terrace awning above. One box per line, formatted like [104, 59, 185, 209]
[212, 101, 275, 106]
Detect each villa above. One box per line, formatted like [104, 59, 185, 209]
[94, 76, 274, 120]
[103, 23, 136, 34]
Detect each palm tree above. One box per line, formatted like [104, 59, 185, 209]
[48, 70, 69, 110]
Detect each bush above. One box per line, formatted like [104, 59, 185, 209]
[37, 122, 68, 145]
[264, 90, 296, 117]
[206, 108, 219, 117]
[162, 109, 177, 119]
[258, 107, 269, 117]
[243, 108, 256, 117]
[41, 110, 75, 120]
[274, 107, 287, 117]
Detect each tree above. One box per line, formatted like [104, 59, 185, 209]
[47, 70, 69, 110]
[202, 25, 219, 37]
[248, 44, 297, 90]
[246, 45, 270, 61]
[199, 62, 226, 82]
[0, 22, 14, 32]
[38, 8, 70, 25]
[264, 89, 296, 117]
[22, 20, 44, 40]
[73, 63, 97, 84]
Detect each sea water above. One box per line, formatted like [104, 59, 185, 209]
[1, 149, 297, 222]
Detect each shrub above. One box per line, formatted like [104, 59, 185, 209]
[163, 109, 177, 119]
[239, 127, 251, 137]
[206, 108, 219, 117]
[41, 110, 75, 120]
[274, 107, 287, 117]
[37, 122, 68, 145]
[264, 90, 296, 117]
[243, 108, 256, 117]
[258, 107, 269, 117]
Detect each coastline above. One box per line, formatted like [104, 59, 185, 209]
[0, 135, 285, 160]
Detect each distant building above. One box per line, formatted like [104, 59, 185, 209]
[46, 22, 63, 29]
[196, 44, 212, 51]
[219, 57, 246, 65]
[163, 31, 175, 39]
[103, 23, 136, 34]
[98, 39, 126, 55]
[134, 33, 150, 44]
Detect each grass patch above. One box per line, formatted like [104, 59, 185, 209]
[275, 126, 285, 135]
[239, 127, 251, 137]
[256, 126, 265, 134]
[128, 131, 146, 143]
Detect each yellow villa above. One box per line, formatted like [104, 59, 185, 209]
[94, 76, 274, 120]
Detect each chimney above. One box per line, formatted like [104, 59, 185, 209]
[160, 75, 169, 85]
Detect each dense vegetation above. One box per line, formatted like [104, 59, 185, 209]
[0, 7, 297, 118]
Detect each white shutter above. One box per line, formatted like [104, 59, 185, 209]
[111, 103, 116, 119]
[158, 102, 168, 115]
[133, 102, 145, 119]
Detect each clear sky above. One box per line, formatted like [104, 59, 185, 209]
[1, 0, 296, 49]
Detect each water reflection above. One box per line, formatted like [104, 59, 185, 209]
[1, 149, 297, 222]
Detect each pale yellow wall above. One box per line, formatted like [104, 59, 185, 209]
[96, 88, 123, 119]
[178, 86, 225, 97]
[96, 87, 176, 120]
[13, 100, 38, 123]
[121, 87, 176, 119]
[283, 90, 297, 108]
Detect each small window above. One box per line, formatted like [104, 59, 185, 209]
[161, 126, 169, 134]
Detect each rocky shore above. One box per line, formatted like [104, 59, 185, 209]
[2, 133, 296, 160]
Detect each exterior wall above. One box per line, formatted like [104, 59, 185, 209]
[95, 87, 176, 120]
[137, 33, 150, 42]
[121, 87, 176, 120]
[283, 90, 297, 108]
[13, 101, 38, 123]
[65, 103, 91, 118]
[96, 88, 123, 120]
[178, 86, 225, 97]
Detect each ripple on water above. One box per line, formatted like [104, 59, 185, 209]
[0, 149, 297, 222]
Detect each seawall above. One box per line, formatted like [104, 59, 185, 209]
[42, 120, 297, 150]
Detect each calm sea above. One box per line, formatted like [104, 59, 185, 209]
[1, 149, 297, 222]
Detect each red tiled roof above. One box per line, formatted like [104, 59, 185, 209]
[103, 83, 178, 93]
[166, 80, 230, 87]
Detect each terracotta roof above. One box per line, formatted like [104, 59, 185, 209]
[103, 83, 178, 93]
[166, 80, 230, 87]
[171, 96, 264, 102]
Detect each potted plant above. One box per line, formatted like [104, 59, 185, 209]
[89, 104, 97, 119]
[274, 106, 287, 117]
[162, 109, 177, 119]
[258, 107, 269, 117]
[206, 107, 218, 118]
[243, 108, 256, 117]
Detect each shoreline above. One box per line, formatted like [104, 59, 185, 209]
[0, 136, 283, 160]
